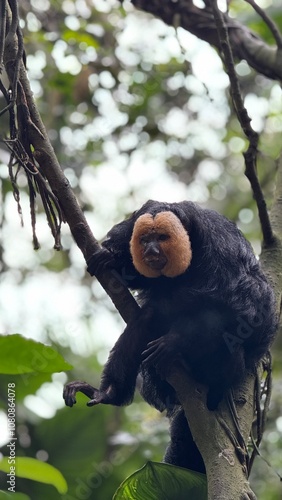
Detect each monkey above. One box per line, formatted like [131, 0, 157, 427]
[63, 200, 277, 471]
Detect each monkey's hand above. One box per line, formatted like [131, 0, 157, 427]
[87, 247, 116, 277]
[141, 335, 180, 378]
[63, 381, 116, 408]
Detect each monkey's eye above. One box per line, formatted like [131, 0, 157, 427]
[158, 234, 169, 242]
[139, 236, 149, 246]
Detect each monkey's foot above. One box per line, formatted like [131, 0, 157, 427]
[63, 381, 106, 408]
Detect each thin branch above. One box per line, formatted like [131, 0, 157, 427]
[210, 0, 275, 247]
[249, 355, 273, 474]
[5, 0, 22, 104]
[7, 152, 23, 225]
[0, 0, 6, 69]
[7, 0, 18, 36]
[27, 175, 40, 249]
[244, 0, 282, 49]
[2, 135, 63, 249]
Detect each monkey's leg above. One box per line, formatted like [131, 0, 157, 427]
[98, 309, 156, 406]
[142, 306, 245, 410]
[64, 306, 156, 408]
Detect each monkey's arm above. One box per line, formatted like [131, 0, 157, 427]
[64, 307, 155, 408]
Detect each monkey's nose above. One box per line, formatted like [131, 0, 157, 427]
[144, 243, 160, 257]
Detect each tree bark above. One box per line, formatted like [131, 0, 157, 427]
[168, 369, 258, 499]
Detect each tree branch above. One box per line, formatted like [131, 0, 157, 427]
[128, 0, 282, 82]
[260, 153, 282, 305]
[208, 0, 275, 248]
[244, 0, 282, 49]
[1, 0, 139, 324]
[168, 369, 257, 499]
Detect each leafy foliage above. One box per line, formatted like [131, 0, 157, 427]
[113, 461, 207, 500]
[0, 335, 72, 375]
[0, 457, 67, 494]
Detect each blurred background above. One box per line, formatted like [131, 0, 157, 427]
[0, 0, 281, 498]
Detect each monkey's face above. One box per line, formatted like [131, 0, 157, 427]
[130, 211, 192, 278]
[139, 231, 168, 271]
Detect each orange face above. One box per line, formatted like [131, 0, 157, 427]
[129, 211, 192, 278]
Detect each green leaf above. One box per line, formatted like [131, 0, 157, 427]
[113, 461, 207, 500]
[0, 334, 72, 374]
[62, 29, 99, 48]
[0, 492, 30, 499]
[0, 457, 68, 494]
[0, 373, 53, 401]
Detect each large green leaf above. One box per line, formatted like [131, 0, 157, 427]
[0, 335, 72, 374]
[0, 457, 67, 494]
[113, 461, 207, 500]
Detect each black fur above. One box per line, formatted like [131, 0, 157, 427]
[66, 200, 277, 472]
